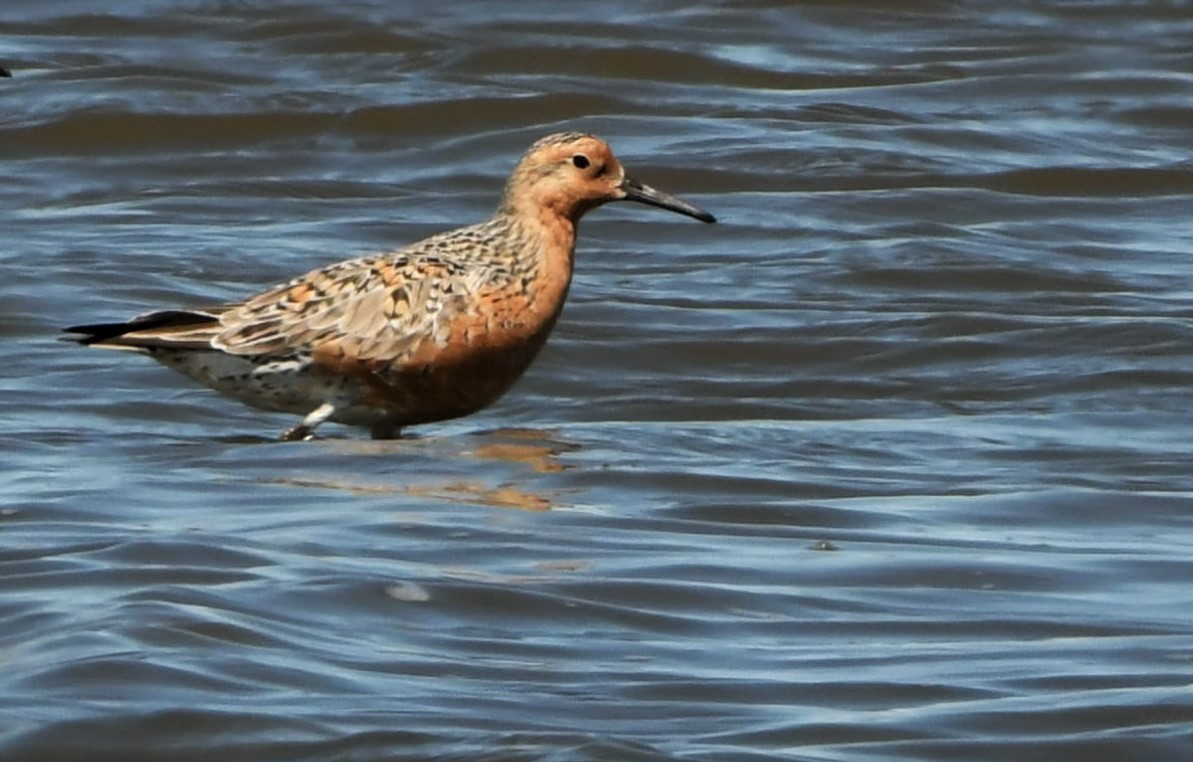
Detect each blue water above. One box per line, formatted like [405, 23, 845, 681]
[2, 1, 1192, 760]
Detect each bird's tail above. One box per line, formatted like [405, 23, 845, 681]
[63, 309, 223, 349]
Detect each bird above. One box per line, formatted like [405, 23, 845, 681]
[64, 132, 716, 441]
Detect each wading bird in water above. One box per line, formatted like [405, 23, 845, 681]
[65, 132, 716, 440]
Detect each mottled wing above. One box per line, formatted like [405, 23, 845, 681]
[214, 252, 488, 368]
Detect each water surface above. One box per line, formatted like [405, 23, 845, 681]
[2, 1, 1192, 760]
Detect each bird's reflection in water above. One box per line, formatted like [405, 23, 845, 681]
[468, 427, 574, 475]
[263, 428, 576, 511]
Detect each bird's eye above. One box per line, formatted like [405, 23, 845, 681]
[571, 154, 590, 169]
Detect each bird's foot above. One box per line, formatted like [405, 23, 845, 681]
[370, 421, 403, 440]
[280, 424, 316, 442]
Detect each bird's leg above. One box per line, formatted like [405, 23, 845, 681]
[281, 402, 336, 442]
[370, 418, 403, 440]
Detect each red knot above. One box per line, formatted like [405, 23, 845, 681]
[64, 132, 716, 440]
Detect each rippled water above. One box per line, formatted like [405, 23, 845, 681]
[3, 1, 1193, 760]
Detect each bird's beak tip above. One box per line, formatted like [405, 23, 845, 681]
[621, 177, 716, 224]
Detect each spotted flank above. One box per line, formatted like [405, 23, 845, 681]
[64, 133, 716, 440]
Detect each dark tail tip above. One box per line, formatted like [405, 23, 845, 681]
[0, 65, 11, 78]
[63, 310, 219, 346]
[62, 322, 133, 346]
